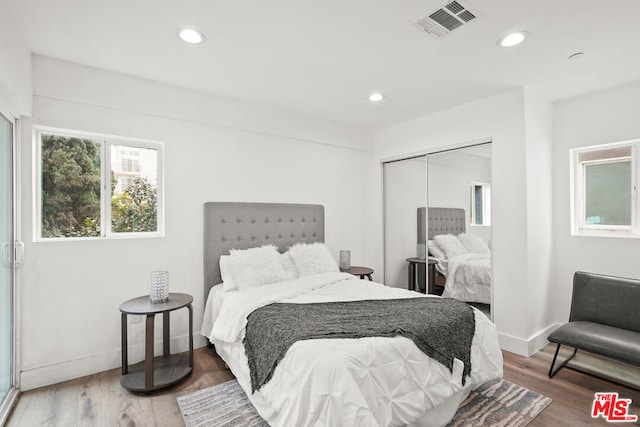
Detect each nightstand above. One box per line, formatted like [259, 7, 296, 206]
[343, 266, 374, 281]
[406, 257, 439, 294]
[120, 293, 193, 392]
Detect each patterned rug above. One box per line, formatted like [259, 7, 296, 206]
[445, 378, 552, 426]
[177, 378, 552, 427]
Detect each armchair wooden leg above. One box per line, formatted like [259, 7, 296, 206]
[548, 343, 577, 378]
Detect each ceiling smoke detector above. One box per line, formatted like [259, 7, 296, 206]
[412, 1, 479, 40]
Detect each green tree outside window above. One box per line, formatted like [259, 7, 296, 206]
[40, 133, 159, 238]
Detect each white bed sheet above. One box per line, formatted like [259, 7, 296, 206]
[203, 272, 503, 427]
[441, 253, 492, 304]
[200, 283, 227, 339]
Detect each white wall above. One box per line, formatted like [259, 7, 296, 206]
[551, 80, 640, 324]
[373, 88, 555, 355]
[524, 91, 554, 350]
[428, 150, 492, 244]
[383, 158, 426, 287]
[0, 0, 32, 117]
[19, 56, 373, 390]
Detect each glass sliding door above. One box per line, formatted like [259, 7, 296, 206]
[0, 111, 15, 415]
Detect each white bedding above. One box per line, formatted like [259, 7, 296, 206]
[441, 253, 492, 304]
[203, 272, 503, 427]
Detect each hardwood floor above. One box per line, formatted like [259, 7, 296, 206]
[7, 348, 234, 427]
[504, 345, 640, 426]
[7, 345, 640, 426]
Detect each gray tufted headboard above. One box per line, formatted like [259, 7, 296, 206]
[203, 202, 325, 301]
[417, 207, 466, 243]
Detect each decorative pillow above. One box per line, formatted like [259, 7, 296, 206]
[280, 251, 298, 281]
[458, 233, 490, 254]
[428, 240, 447, 260]
[434, 234, 468, 259]
[224, 245, 288, 291]
[219, 255, 238, 291]
[287, 242, 339, 277]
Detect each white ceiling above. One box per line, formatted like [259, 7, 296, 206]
[7, 0, 640, 131]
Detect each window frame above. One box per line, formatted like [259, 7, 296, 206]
[470, 181, 491, 226]
[571, 140, 638, 238]
[34, 126, 165, 241]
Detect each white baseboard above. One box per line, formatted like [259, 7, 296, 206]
[527, 323, 560, 356]
[20, 333, 207, 391]
[498, 323, 561, 357]
[498, 332, 529, 355]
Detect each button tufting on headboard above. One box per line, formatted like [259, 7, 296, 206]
[417, 207, 466, 243]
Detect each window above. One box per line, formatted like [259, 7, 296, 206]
[35, 127, 163, 240]
[572, 142, 636, 237]
[470, 182, 491, 226]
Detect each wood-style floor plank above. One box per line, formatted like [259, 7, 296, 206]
[503, 345, 640, 426]
[7, 348, 233, 427]
[7, 345, 640, 426]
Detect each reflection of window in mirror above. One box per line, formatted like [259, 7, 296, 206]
[470, 182, 491, 226]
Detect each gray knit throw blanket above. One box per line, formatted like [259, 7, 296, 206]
[244, 297, 475, 393]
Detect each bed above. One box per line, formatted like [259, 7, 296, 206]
[418, 207, 492, 304]
[201, 202, 502, 427]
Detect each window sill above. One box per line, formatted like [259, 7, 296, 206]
[34, 232, 165, 243]
[571, 231, 638, 239]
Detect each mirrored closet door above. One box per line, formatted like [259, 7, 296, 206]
[427, 143, 492, 317]
[383, 156, 427, 288]
[382, 143, 492, 319]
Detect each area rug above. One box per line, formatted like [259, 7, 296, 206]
[177, 378, 552, 427]
[445, 378, 552, 426]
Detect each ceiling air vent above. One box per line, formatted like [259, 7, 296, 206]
[412, 1, 479, 40]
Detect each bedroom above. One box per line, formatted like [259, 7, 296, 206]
[2, 0, 640, 425]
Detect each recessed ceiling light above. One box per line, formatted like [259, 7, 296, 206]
[369, 93, 385, 102]
[497, 31, 528, 48]
[179, 28, 206, 44]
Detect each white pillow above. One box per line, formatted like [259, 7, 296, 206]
[219, 255, 237, 291]
[428, 240, 447, 260]
[458, 233, 490, 254]
[223, 245, 288, 291]
[288, 242, 339, 277]
[280, 251, 298, 281]
[434, 234, 468, 259]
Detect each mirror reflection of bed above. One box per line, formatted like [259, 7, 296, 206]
[418, 207, 491, 318]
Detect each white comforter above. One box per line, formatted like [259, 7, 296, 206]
[204, 272, 503, 427]
[441, 253, 492, 304]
